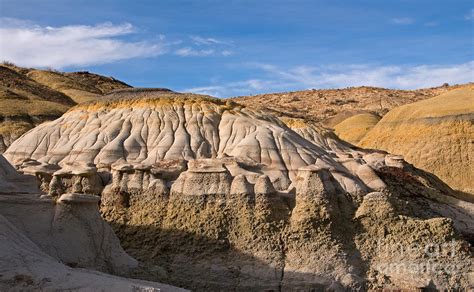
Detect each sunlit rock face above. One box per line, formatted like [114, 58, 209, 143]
[4, 90, 474, 290]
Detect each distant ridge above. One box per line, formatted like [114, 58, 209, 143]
[232, 84, 469, 126]
[0, 63, 131, 151]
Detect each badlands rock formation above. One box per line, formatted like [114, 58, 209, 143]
[0, 63, 130, 152]
[4, 89, 474, 290]
[0, 154, 184, 291]
[359, 85, 474, 198]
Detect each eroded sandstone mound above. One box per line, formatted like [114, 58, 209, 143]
[359, 85, 474, 197]
[5, 90, 378, 192]
[4, 91, 474, 290]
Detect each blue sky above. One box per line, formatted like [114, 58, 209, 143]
[0, 0, 473, 97]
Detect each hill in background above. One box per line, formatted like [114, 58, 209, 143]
[0, 63, 131, 152]
[232, 85, 462, 127]
[358, 85, 474, 197]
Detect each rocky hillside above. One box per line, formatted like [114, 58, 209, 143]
[359, 85, 474, 198]
[232, 85, 461, 127]
[5, 89, 473, 290]
[0, 63, 131, 152]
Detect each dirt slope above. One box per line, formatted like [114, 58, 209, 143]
[334, 113, 381, 144]
[359, 85, 474, 197]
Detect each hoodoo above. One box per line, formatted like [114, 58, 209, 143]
[4, 89, 474, 290]
[0, 153, 184, 291]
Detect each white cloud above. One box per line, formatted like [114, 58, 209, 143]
[175, 35, 234, 57]
[390, 17, 415, 25]
[175, 47, 215, 57]
[0, 19, 167, 68]
[190, 35, 230, 45]
[175, 47, 234, 57]
[184, 61, 474, 97]
[222, 50, 234, 56]
[0, 19, 236, 68]
[465, 9, 474, 20]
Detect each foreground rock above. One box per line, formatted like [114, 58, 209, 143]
[0, 155, 185, 291]
[0, 213, 184, 291]
[4, 90, 474, 290]
[359, 85, 474, 198]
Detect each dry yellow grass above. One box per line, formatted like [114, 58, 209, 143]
[376, 85, 474, 119]
[0, 99, 69, 117]
[0, 64, 131, 151]
[26, 70, 130, 103]
[0, 121, 32, 136]
[71, 92, 230, 112]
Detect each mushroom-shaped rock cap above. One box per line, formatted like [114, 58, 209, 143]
[21, 162, 60, 176]
[384, 154, 406, 167]
[57, 193, 101, 204]
[150, 159, 187, 180]
[18, 158, 41, 167]
[188, 159, 227, 173]
[133, 163, 152, 171]
[111, 161, 134, 172]
[362, 152, 387, 169]
[54, 162, 97, 176]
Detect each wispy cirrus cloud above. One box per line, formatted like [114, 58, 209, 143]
[0, 18, 168, 68]
[184, 61, 474, 97]
[190, 35, 230, 45]
[390, 17, 415, 25]
[175, 47, 216, 57]
[0, 19, 235, 68]
[175, 47, 233, 57]
[180, 35, 234, 56]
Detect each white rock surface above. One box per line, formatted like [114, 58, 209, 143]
[5, 93, 387, 194]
